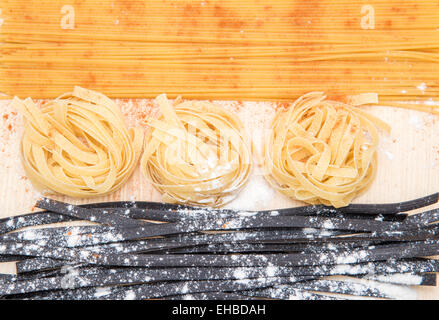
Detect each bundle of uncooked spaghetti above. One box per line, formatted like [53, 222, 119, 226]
[12, 86, 144, 197]
[264, 92, 391, 208]
[0, 0, 438, 113]
[141, 94, 253, 207]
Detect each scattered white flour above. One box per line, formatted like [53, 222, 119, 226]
[265, 265, 278, 277]
[233, 268, 248, 280]
[417, 83, 427, 93]
[384, 150, 395, 161]
[409, 114, 424, 130]
[227, 174, 277, 211]
[94, 287, 112, 298]
[60, 266, 80, 289]
[124, 290, 136, 300]
[364, 273, 423, 286]
[343, 277, 418, 300]
[322, 220, 334, 229]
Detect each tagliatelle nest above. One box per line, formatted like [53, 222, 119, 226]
[264, 92, 390, 208]
[141, 94, 253, 207]
[12, 86, 144, 197]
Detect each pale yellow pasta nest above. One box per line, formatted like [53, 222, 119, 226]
[141, 94, 253, 207]
[12, 86, 144, 197]
[264, 92, 390, 208]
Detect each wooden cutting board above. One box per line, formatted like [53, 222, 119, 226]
[1, 98, 439, 299]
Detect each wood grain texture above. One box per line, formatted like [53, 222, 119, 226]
[1, 99, 439, 299]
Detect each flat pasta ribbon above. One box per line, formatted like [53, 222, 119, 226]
[264, 92, 390, 208]
[141, 94, 253, 207]
[12, 86, 144, 197]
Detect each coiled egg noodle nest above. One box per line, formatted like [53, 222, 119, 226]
[12, 86, 144, 197]
[141, 94, 253, 207]
[264, 92, 390, 208]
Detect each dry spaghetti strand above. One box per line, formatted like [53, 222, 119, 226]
[141, 94, 253, 207]
[12, 86, 144, 197]
[264, 92, 391, 208]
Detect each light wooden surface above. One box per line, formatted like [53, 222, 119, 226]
[1, 98, 439, 299]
